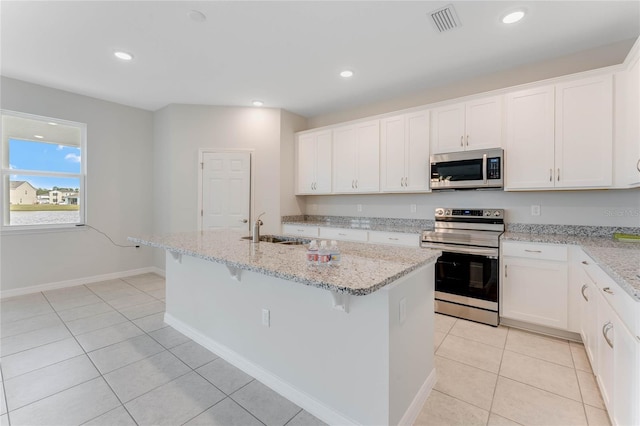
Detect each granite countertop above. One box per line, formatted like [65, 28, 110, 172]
[503, 232, 640, 301]
[129, 230, 440, 296]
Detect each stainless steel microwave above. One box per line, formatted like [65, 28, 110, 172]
[430, 148, 504, 190]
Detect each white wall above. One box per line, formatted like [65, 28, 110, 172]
[1, 77, 154, 293]
[305, 190, 640, 227]
[152, 104, 288, 269]
[280, 110, 308, 216]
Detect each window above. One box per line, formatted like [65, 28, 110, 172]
[1, 110, 87, 230]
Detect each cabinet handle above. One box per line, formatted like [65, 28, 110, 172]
[351, 180, 355, 189]
[581, 284, 589, 302]
[603, 287, 614, 295]
[460, 136, 464, 147]
[466, 135, 469, 146]
[524, 249, 542, 253]
[505, 264, 508, 278]
[356, 180, 358, 189]
[557, 168, 560, 181]
[602, 322, 614, 349]
[581, 260, 589, 265]
[549, 169, 553, 182]
[297, 229, 304, 232]
[637, 158, 640, 172]
[389, 237, 399, 241]
[338, 233, 347, 236]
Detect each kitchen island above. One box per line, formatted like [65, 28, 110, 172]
[130, 230, 440, 426]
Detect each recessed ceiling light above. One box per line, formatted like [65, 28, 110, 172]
[47, 122, 58, 126]
[502, 10, 525, 24]
[114, 51, 134, 61]
[340, 70, 354, 78]
[34, 135, 44, 139]
[187, 10, 207, 22]
[252, 100, 264, 107]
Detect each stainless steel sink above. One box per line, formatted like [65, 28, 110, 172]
[240, 235, 308, 245]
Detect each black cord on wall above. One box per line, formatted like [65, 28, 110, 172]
[76, 224, 140, 248]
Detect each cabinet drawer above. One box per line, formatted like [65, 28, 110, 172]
[281, 224, 319, 238]
[368, 231, 419, 247]
[588, 265, 639, 339]
[319, 227, 368, 242]
[502, 241, 568, 261]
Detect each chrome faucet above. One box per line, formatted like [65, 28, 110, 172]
[252, 212, 266, 243]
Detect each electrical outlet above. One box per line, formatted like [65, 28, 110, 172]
[262, 308, 270, 327]
[399, 298, 407, 324]
[531, 205, 541, 216]
[357, 204, 362, 212]
[410, 204, 417, 213]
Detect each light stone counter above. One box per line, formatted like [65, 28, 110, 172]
[503, 232, 640, 301]
[130, 229, 440, 296]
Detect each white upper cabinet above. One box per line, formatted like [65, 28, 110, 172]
[505, 85, 556, 189]
[296, 130, 332, 195]
[615, 53, 640, 187]
[555, 75, 613, 188]
[380, 110, 430, 192]
[505, 75, 614, 190]
[431, 96, 503, 154]
[332, 120, 380, 193]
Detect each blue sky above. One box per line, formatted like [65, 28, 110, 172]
[9, 138, 81, 189]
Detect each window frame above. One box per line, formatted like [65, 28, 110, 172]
[1, 110, 87, 233]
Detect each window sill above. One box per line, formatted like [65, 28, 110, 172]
[1, 224, 88, 236]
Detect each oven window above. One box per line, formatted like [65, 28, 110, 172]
[435, 252, 498, 302]
[432, 159, 483, 181]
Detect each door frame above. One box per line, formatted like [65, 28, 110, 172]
[197, 149, 255, 232]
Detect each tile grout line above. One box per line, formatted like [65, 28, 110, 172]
[43, 283, 143, 426]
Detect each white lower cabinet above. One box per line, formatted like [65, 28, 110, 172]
[319, 227, 368, 242]
[368, 231, 419, 247]
[281, 224, 319, 238]
[577, 249, 639, 426]
[501, 242, 569, 329]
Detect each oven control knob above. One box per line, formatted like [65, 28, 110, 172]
[435, 208, 444, 216]
[484, 210, 491, 217]
[445, 209, 451, 216]
[494, 211, 501, 217]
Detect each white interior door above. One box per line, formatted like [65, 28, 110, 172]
[201, 151, 251, 231]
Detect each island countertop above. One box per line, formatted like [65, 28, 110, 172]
[129, 230, 441, 296]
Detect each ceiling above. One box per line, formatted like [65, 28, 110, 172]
[1, 1, 639, 118]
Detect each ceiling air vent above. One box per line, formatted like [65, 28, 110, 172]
[429, 4, 461, 33]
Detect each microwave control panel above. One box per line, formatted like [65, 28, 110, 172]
[487, 157, 501, 179]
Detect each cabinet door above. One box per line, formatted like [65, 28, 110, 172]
[596, 290, 615, 413]
[354, 120, 380, 192]
[315, 131, 332, 193]
[296, 134, 317, 194]
[405, 111, 430, 191]
[465, 96, 503, 151]
[627, 57, 640, 186]
[505, 86, 556, 190]
[579, 267, 598, 369]
[555, 75, 613, 188]
[380, 115, 406, 192]
[431, 103, 465, 154]
[502, 257, 568, 329]
[613, 316, 639, 426]
[332, 125, 357, 193]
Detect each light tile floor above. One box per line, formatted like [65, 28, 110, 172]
[415, 313, 611, 426]
[0, 273, 609, 426]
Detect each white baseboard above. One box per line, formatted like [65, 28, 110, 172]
[164, 313, 360, 426]
[0, 266, 164, 299]
[398, 368, 437, 426]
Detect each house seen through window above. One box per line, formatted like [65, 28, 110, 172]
[1, 111, 86, 229]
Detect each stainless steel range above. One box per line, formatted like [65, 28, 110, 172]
[421, 208, 505, 326]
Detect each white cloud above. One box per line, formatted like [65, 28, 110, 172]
[9, 163, 17, 169]
[57, 145, 64, 150]
[65, 153, 81, 163]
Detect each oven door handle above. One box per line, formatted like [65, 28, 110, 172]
[421, 242, 499, 258]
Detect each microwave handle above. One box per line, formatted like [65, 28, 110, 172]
[482, 154, 487, 184]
